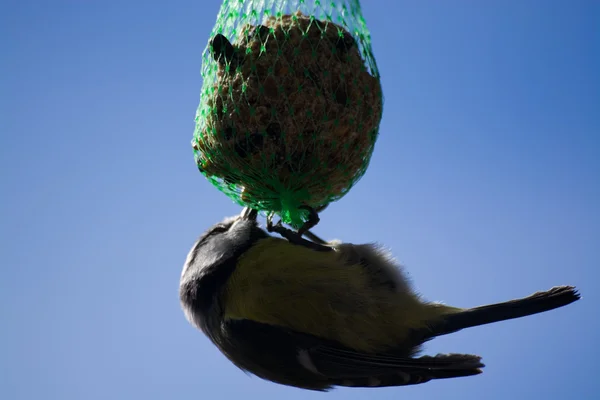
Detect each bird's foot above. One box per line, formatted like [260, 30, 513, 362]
[266, 213, 332, 252]
[297, 205, 320, 237]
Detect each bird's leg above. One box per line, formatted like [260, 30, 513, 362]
[266, 213, 333, 252]
[302, 230, 329, 246]
[297, 205, 321, 237]
[314, 204, 329, 213]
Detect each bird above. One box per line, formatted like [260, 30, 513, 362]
[179, 207, 581, 391]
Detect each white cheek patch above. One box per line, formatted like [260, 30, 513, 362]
[182, 216, 255, 284]
[181, 237, 228, 282]
[227, 219, 252, 244]
[201, 241, 225, 267]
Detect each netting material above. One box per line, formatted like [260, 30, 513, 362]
[193, 0, 383, 227]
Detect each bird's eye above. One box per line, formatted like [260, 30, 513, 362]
[210, 225, 228, 234]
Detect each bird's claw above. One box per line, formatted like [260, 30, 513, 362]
[266, 211, 332, 252]
[297, 205, 320, 236]
[265, 213, 281, 232]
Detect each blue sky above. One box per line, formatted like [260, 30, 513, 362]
[2, 1, 598, 399]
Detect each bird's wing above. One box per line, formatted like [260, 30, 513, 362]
[222, 318, 484, 390]
[307, 344, 484, 388]
[222, 237, 435, 353]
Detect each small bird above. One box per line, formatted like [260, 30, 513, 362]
[179, 208, 581, 391]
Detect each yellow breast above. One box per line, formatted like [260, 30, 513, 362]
[222, 237, 444, 352]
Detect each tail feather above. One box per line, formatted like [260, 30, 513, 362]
[424, 285, 580, 341]
[334, 286, 580, 389]
[332, 354, 484, 388]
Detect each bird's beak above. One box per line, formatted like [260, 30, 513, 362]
[240, 207, 258, 221]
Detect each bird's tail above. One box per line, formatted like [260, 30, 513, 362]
[332, 353, 484, 388]
[334, 286, 580, 389]
[423, 285, 580, 340]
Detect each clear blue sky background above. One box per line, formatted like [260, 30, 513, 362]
[2, 1, 599, 399]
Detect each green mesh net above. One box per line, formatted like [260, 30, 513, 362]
[192, 0, 383, 228]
